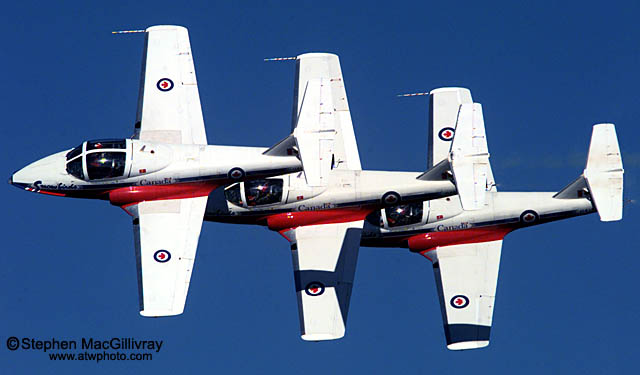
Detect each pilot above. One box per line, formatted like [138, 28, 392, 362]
[247, 181, 280, 206]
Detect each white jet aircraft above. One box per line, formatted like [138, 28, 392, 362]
[357, 88, 624, 349]
[9, 28, 462, 320]
[9, 25, 321, 317]
[205, 65, 623, 346]
[204, 54, 520, 340]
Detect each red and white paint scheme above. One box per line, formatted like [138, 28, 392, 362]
[9, 26, 624, 349]
[356, 89, 623, 350]
[205, 86, 624, 348]
[203, 54, 508, 342]
[9, 25, 312, 317]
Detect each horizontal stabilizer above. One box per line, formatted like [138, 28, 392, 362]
[554, 124, 623, 221]
[449, 103, 490, 210]
[584, 124, 624, 221]
[294, 78, 336, 187]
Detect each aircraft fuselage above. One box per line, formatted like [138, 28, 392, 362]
[10, 138, 302, 206]
[204, 184, 595, 251]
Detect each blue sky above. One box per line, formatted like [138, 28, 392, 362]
[2, 1, 638, 373]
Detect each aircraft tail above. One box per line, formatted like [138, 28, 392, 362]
[554, 124, 623, 221]
[418, 101, 493, 211]
[263, 78, 335, 187]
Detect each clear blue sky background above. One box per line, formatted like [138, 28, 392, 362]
[2, 1, 638, 373]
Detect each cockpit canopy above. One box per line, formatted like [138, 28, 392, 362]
[224, 179, 284, 207]
[385, 203, 423, 227]
[65, 139, 128, 180]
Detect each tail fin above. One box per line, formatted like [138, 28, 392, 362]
[448, 103, 491, 210]
[263, 78, 336, 187]
[293, 78, 336, 187]
[585, 124, 624, 221]
[554, 124, 623, 221]
[419, 100, 494, 211]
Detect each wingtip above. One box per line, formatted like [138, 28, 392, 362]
[139, 309, 184, 317]
[301, 333, 344, 341]
[447, 341, 490, 350]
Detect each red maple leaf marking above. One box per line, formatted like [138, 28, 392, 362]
[310, 288, 318, 293]
[443, 130, 452, 138]
[158, 253, 166, 259]
[455, 298, 463, 305]
[161, 81, 169, 88]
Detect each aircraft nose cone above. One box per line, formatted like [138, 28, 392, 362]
[8, 169, 24, 189]
[9, 167, 31, 190]
[10, 150, 68, 191]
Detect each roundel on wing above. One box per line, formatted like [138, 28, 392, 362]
[305, 282, 325, 296]
[450, 295, 469, 309]
[520, 210, 539, 224]
[438, 127, 455, 141]
[228, 167, 245, 180]
[382, 191, 401, 206]
[154, 249, 171, 263]
[156, 78, 174, 92]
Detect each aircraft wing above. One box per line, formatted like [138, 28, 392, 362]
[127, 196, 208, 316]
[293, 53, 361, 171]
[134, 25, 208, 145]
[428, 240, 503, 350]
[280, 220, 363, 340]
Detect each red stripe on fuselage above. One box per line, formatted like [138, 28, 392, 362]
[38, 190, 66, 197]
[267, 207, 372, 232]
[109, 182, 220, 206]
[408, 226, 513, 254]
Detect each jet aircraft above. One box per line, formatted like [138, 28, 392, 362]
[9, 27, 463, 319]
[9, 25, 325, 317]
[10, 26, 623, 349]
[204, 61, 624, 348]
